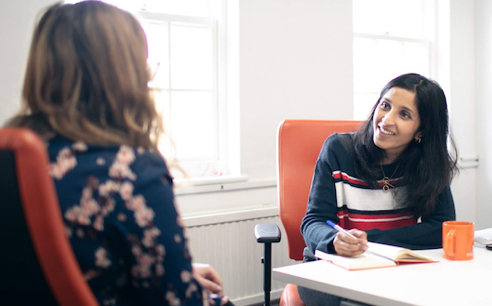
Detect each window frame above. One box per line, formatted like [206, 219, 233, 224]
[352, 0, 437, 120]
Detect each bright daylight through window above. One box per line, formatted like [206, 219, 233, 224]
[66, 0, 231, 182]
[352, 0, 436, 119]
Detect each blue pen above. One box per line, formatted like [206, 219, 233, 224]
[326, 220, 358, 239]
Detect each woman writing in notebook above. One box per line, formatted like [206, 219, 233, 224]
[7, 2, 231, 305]
[298, 73, 458, 305]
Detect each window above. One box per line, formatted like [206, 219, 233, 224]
[67, 0, 236, 182]
[352, 0, 436, 119]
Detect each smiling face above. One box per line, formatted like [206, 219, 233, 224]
[372, 87, 422, 164]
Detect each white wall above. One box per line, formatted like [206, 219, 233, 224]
[239, 0, 353, 180]
[475, 0, 492, 229]
[447, 0, 479, 225]
[0, 0, 56, 124]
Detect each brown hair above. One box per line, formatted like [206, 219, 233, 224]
[8, 1, 162, 150]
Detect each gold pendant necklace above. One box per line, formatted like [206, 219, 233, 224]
[380, 162, 401, 192]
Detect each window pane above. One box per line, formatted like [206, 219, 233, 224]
[353, 0, 424, 39]
[354, 93, 378, 120]
[142, 22, 170, 89]
[402, 42, 430, 76]
[170, 24, 214, 90]
[375, 39, 404, 82]
[102, 0, 146, 12]
[101, 0, 212, 17]
[154, 90, 172, 155]
[170, 91, 216, 160]
[353, 37, 378, 93]
[144, 0, 212, 17]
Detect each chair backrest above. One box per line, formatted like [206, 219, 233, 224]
[0, 128, 98, 306]
[277, 119, 362, 260]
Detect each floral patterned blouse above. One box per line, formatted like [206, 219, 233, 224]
[47, 134, 205, 306]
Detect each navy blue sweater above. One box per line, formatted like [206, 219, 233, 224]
[301, 133, 456, 258]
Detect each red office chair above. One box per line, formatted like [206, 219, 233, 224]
[0, 128, 98, 306]
[256, 119, 362, 306]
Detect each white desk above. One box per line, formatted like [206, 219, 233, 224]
[273, 247, 491, 306]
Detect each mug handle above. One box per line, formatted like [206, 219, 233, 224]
[446, 229, 456, 257]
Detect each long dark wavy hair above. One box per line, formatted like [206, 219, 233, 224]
[353, 73, 458, 218]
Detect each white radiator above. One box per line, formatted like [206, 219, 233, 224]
[184, 212, 298, 306]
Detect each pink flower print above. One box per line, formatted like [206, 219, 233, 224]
[155, 263, 165, 276]
[64, 187, 101, 226]
[117, 213, 127, 222]
[72, 141, 88, 151]
[77, 214, 91, 226]
[119, 181, 134, 200]
[96, 157, 106, 165]
[81, 186, 93, 200]
[116, 146, 135, 164]
[76, 228, 85, 238]
[181, 270, 192, 283]
[166, 292, 181, 306]
[126, 195, 145, 210]
[125, 196, 155, 227]
[155, 244, 165, 256]
[104, 198, 116, 214]
[140, 253, 155, 267]
[65, 208, 77, 222]
[49, 164, 63, 179]
[95, 247, 111, 268]
[94, 216, 104, 231]
[81, 198, 100, 216]
[132, 245, 143, 257]
[134, 206, 155, 227]
[49, 147, 77, 179]
[109, 146, 136, 180]
[98, 180, 121, 197]
[65, 226, 72, 238]
[84, 269, 100, 281]
[65, 206, 91, 225]
[174, 234, 182, 244]
[109, 161, 137, 181]
[185, 282, 198, 298]
[142, 227, 161, 248]
[131, 254, 155, 278]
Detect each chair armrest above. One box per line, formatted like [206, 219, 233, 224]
[254, 224, 281, 243]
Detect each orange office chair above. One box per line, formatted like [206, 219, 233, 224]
[255, 119, 362, 306]
[0, 128, 98, 306]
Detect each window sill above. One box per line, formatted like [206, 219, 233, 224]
[174, 176, 276, 195]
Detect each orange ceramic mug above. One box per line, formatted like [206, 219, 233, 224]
[442, 221, 474, 260]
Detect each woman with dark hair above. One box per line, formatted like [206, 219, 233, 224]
[298, 73, 458, 306]
[6, 1, 231, 305]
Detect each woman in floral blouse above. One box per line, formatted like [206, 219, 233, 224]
[7, 1, 229, 305]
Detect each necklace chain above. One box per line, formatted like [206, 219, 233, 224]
[380, 162, 401, 192]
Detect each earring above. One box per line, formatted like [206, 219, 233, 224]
[415, 137, 422, 144]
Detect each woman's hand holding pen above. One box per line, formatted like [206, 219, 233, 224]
[192, 263, 230, 305]
[333, 229, 368, 257]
